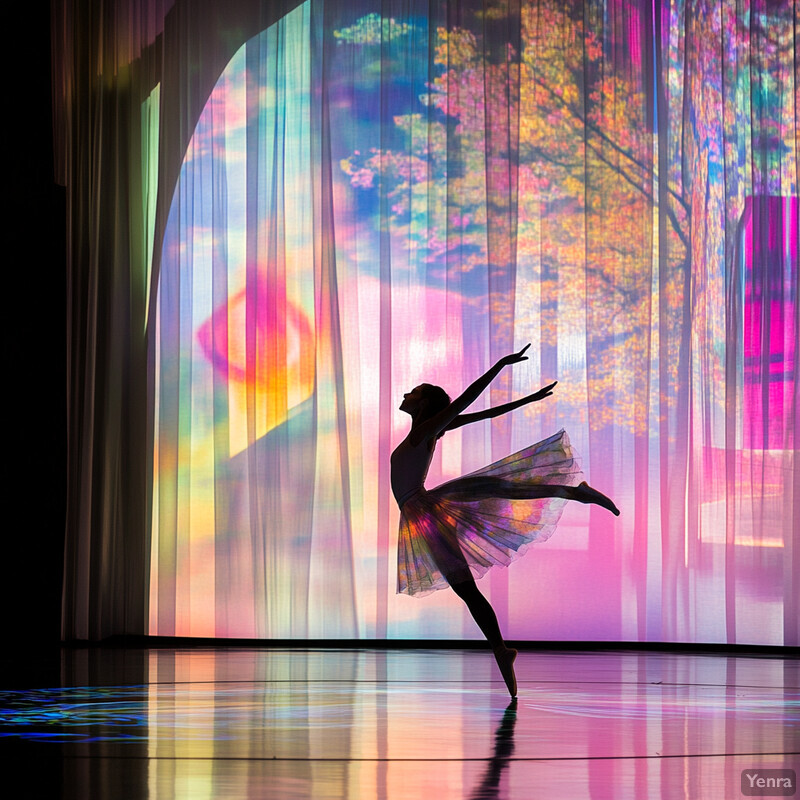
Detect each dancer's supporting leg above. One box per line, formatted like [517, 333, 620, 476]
[451, 578, 518, 698]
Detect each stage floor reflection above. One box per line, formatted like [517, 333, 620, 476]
[2, 647, 798, 798]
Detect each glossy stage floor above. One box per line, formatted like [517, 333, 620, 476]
[2, 645, 798, 799]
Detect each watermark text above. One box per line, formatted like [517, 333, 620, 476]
[741, 770, 796, 797]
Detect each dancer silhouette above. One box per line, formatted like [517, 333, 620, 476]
[391, 344, 619, 697]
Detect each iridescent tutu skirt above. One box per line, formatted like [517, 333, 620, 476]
[397, 429, 584, 596]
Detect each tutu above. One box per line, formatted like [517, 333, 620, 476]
[397, 429, 584, 596]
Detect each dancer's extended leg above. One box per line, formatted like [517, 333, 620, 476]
[519, 483, 619, 514]
[573, 482, 620, 515]
[451, 578, 517, 698]
[454, 477, 620, 515]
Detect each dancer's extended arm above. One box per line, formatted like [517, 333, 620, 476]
[443, 382, 556, 431]
[411, 344, 551, 443]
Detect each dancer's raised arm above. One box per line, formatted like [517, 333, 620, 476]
[411, 344, 535, 443]
[444, 381, 557, 432]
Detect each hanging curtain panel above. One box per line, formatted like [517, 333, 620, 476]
[56, 0, 798, 643]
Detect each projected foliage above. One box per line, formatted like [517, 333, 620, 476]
[341, 1, 656, 432]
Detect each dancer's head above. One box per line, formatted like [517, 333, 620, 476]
[420, 384, 451, 420]
[400, 383, 451, 422]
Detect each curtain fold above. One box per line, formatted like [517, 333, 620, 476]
[55, 0, 170, 639]
[55, 0, 798, 643]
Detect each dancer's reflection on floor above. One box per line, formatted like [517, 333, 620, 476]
[468, 699, 518, 800]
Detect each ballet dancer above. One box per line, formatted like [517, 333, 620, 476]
[391, 344, 619, 697]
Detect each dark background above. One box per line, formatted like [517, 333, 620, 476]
[5, 4, 67, 679]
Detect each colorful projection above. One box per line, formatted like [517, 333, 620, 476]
[150, 0, 798, 644]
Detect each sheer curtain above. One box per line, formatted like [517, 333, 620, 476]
[54, 0, 304, 640]
[55, 0, 798, 644]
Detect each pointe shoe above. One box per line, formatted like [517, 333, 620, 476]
[577, 482, 620, 516]
[494, 647, 518, 698]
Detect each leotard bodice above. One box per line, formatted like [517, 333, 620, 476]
[390, 435, 436, 507]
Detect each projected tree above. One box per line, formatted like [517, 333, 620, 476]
[341, 0, 796, 438]
[341, 1, 660, 432]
